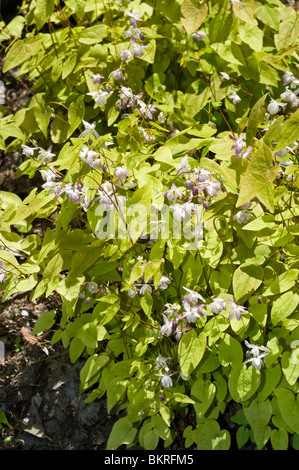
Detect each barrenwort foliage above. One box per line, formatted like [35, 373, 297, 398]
[0, 0, 299, 450]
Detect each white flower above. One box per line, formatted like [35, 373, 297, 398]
[244, 340, 271, 369]
[133, 44, 147, 57]
[233, 210, 251, 224]
[139, 284, 152, 296]
[182, 302, 206, 323]
[227, 298, 247, 321]
[203, 180, 221, 197]
[109, 68, 125, 80]
[160, 313, 175, 336]
[158, 275, 171, 290]
[115, 165, 129, 180]
[154, 354, 173, 372]
[182, 286, 205, 305]
[156, 372, 174, 388]
[280, 86, 299, 104]
[220, 72, 230, 80]
[176, 155, 191, 174]
[92, 74, 104, 85]
[228, 91, 241, 104]
[267, 99, 287, 115]
[21, 145, 38, 157]
[119, 49, 132, 62]
[164, 184, 183, 203]
[79, 146, 101, 170]
[191, 31, 206, 41]
[79, 120, 100, 139]
[37, 147, 55, 164]
[87, 89, 112, 106]
[210, 297, 226, 314]
[0, 261, 6, 283]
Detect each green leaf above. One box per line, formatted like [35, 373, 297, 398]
[107, 377, 129, 413]
[80, 353, 110, 390]
[245, 94, 267, 146]
[196, 419, 231, 450]
[274, 20, 299, 51]
[271, 291, 299, 326]
[237, 142, 280, 212]
[233, 262, 264, 304]
[232, 0, 257, 25]
[270, 429, 289, 450]
[218, 333, 243, 367]
[274, 388, 299, 434]
[192, 381, 216, 420]
[68, 95, 85, 137]
[239, 23, 263, 52]
[236, 426, 250, 449]
[181, 0, 208, 34]
[32, 310, 56, 335]
[257, 363, 281, 402]
[34, 0, 55, 30]
[106, 417, 137, 450]
[262, 269, 298, 296]
[127, 182, 153, 244]
[243, 398, 272, 430]
[256, 5, 279, 31]
[3, 37, 44, 72]
[228, 363, 261, 402]
[79, 24, 108, 44]
[281, 349, 299, 386]
[274, 109, 299, 152]
[33, 94, 52, 138]
[178, 330, 206, 377]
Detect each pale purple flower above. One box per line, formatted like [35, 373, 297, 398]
[230, 133, 246, 156]
[210, 297, 226, 314]
[228, 91, 241, 104]
[182, 287, 205, 306]
[158, 275, 172, 290]
[155, 372, 174, 388]
[119, 49, 132, 62]
[160, 313, 176, 336]
[164, 184, 183, 203]
[203, 180, 221, 197]
[125, 10, 142, 27]
[39, 166, 61, 183]
[227, 298, 247, 321]
[115, 165, 129, 180]
[195, 168, 211, 183]
[92, 74, 105, 85]
[233, 210, 251, 224]
[191, 31, 206, 41]
[154, 354, 173, 372]
[220, 72, 230, 80]
[181, 302, 206, 323]
[109, 68, 125, 80]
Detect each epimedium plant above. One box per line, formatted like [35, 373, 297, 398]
[0, 0, 299, 451]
